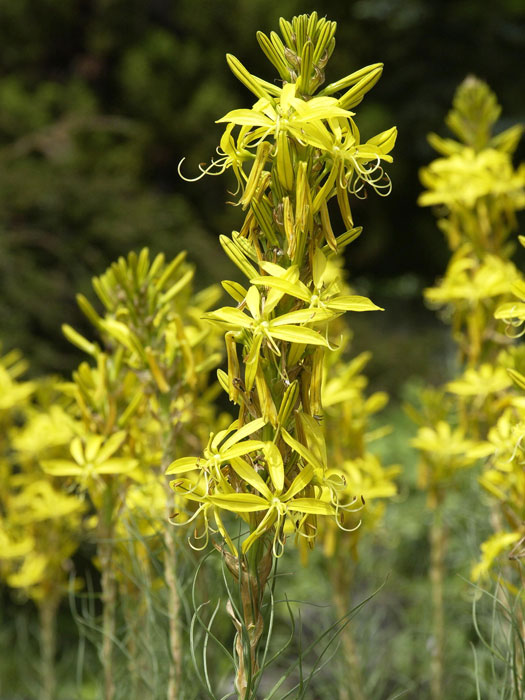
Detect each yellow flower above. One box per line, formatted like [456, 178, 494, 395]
[249, 252, 382, 316]
[217, 82, 353, 148]
[419, 148, 525, 209]
[425, 250, 519, 305]
[0, 524, 34, 559]
[174, 440, 336, 557]
[7, 552, 48, 589]
[471, 531, 521, 581]
[42, 431, 137, 487]
[166, 418, 266, 482]
[0, 364, 34, 411]
[447, 364, 512, 397]
[205, 285, 333, 389]
[412, 421, 492, 488]
[8, 480, 85, 525]
[342, 455, 400, 502]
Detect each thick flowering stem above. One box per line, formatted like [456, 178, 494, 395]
[331, 564, 365, 700]
[122, 592, 145, 700]
[429, 497, 446, 700]
[38, 594, 59, 700]
[161, 407, 185, 700]
[99, 535, 117, 700]
[222, 546, 272, 699]
[97, 480, 118, 700]
[164, 484, 182, 700]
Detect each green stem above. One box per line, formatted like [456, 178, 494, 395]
[99, 532, 117, 700]
[331, 563, 365, 700]
[164, 494, 182, 700]
[161, 411, 182, 700]
[226, 545, 271, 699]
[38, 595, 59, 700]
[429, 502, 446, 700]
[122, 589, 146, 700]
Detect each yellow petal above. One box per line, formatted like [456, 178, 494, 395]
[41, 459, 84, 477]
[327, 295, 383, 312]
[269, 325, 330, 346]
[263, 442, 284, 493]
[287, 498, 334, 515]
[207, 493, 269, 513]
[282, 464, 315, 501]
[221, 418, 266, 452]
[230, 457, 272, 499]
[165, 457, 201, 475]
[96, 431, 127, 463]
[96, 457, 138, 474]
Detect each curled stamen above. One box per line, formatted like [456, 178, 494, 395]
[271, 516, 287, 558]
[350, 154, 380, 178]
[244, 127, 275, 149]
[361, 164, 382, 183]
[336, 494, 365, 513]
[178, 156, 225, 182]
[188, 511, 211, 551]
[365, 167, 386, 186]
[356, 161, 379, 181]
[351, 182, 367, 200]
[336, 516, 362, 534]
[506, 432, 525, 464]
[171, 502, 206, 529]
[503, 321, 525, 339]
[347, 157, 393, 198]
[338, 169, 349, 190]
[173, 473, 210, 497]
[295, 515, 318, 542]
[374, 175, 393, 197]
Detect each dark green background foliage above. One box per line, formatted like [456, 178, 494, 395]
[1, 0, 524, 378]
[1, 4, 525, 698]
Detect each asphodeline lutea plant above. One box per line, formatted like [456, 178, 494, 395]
[0, 353, 85, 700]
[469, 241, 525, 696]
[43, 249, 223, 700]
[471, 236, 525, 593]
[170, 13, 396, 698]
[410, 76, 525, 700]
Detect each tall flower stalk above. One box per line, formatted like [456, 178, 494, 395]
[410, 76, 525, 700]
[169, 13, 396, 697]
[44, 248, 222, 699]
[0, 353, 85, 700]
